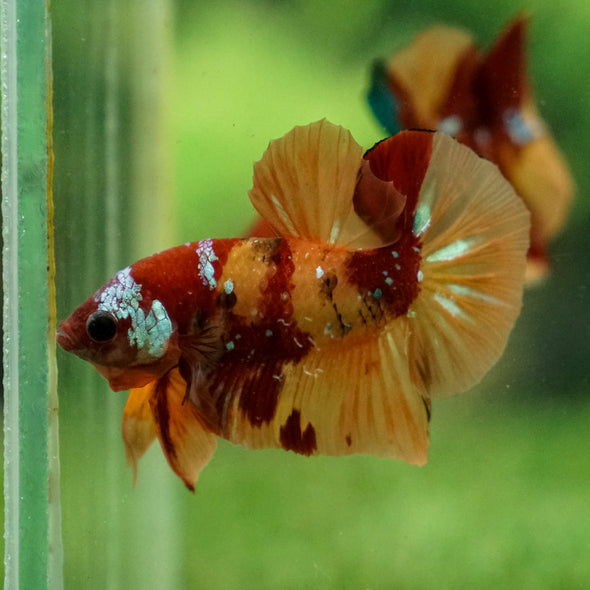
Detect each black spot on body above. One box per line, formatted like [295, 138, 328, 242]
[279, 409, 317, 456]
[319, 271, 338, 300]
[218, 290, 237, 310]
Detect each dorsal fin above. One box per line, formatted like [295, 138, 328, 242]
[249, 119, 392, 249]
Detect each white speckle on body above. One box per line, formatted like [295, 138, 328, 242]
[127, 300, 172, 361]
[226, 341, 235, 351]
[385, 277, 393, 286]
[417, 270, 424, 282]
[196, 239, 218, 290]
[96, 267, 172, 361]
[265, 329, 273, 337]
[224, 279, 234, 294]
[316, 266, 324, 279]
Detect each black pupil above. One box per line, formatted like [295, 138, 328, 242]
[87, 312, 117, 343]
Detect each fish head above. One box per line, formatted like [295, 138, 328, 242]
[57, 266, 179, 391]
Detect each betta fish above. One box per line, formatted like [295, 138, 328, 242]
[58, 120, 530, 490]
[368, 15, 573, 283]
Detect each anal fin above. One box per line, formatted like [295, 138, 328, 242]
[193, 326, 431, 466]
[123, 368, 217, 491]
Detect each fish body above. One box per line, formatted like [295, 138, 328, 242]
[58, 121, 530, 489]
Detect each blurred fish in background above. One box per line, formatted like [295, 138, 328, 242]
[368, 15, 575, 284]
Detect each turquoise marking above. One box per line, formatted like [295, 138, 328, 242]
[367, 59, 401, 135]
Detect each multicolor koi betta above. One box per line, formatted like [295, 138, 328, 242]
[57, 120, 530, 490]
[367, 15, 573, 283]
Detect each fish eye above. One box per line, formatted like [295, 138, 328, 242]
[86, 311, 118, 343]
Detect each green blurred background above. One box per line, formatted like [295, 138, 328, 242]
[41, 0, 590, 587]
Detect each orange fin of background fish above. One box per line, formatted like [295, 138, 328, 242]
[124, 367, 217, 491]
[408, 132, 530, 395]
[194, 331, 430, 464]
[249, 119, 388, 249]
[504, 134, 575, 283]
[386, 25, 475, 128]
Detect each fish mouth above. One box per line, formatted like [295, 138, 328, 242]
[56, 323, 77, 352]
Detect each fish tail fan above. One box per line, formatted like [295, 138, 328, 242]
[409, 132, 530, 396]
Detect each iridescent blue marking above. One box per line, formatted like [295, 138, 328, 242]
[503, 108, 544, 146]
[367, 59, 400, 135]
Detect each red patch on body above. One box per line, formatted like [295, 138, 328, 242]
[129, 238, 241, 332]
[198, 239, 314, 433]
[345, 228, 422, 317]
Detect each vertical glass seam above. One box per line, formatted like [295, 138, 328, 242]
[2, 0, 21, 586]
